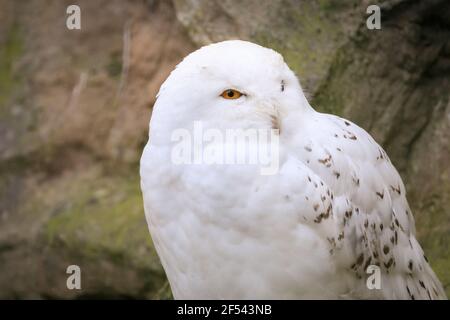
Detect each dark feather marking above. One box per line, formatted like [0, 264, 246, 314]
[318, 154, 332, 166]
[384, 257, 394, 269]
[376, 191, 384, 199]
[419, 280, 426, 289]
[355, 253, 364, 266]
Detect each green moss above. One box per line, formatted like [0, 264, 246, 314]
[423, 233, 450, 297]
[253, 15, 334, 76]
[44, 172, 159, 271]
[251, 1, 351, 108]
[310, 51, 348, 116]
[41, 169, 171, 297]
[414, 179, 450, 297]
[318, 0, 360, 13]
[0, 24, 23, 109]
[106, 52, 122, 78]
[318, 0, 340, 12]
[418, 228, 450, 297]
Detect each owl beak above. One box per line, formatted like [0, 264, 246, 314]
[269, 112, 281, 131]
[256, 99, 281, 132]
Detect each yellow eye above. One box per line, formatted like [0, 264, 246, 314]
[220, 89, 243, 99]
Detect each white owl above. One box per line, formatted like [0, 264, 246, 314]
[140, 40, 447, 299]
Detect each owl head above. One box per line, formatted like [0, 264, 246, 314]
[148, 40, 313, 145]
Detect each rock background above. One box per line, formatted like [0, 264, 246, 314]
[0, 0, 448, 298]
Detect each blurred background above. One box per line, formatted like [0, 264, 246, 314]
[0, 0, 448, 299]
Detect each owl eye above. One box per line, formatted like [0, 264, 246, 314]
[220, 89, 243, 99]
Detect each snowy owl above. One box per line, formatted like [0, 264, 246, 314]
[140, 40, 446, 299]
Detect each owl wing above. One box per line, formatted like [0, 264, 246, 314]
[291, 112, 446, 299]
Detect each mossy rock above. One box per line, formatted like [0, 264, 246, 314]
[0, 24, 22, 110]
